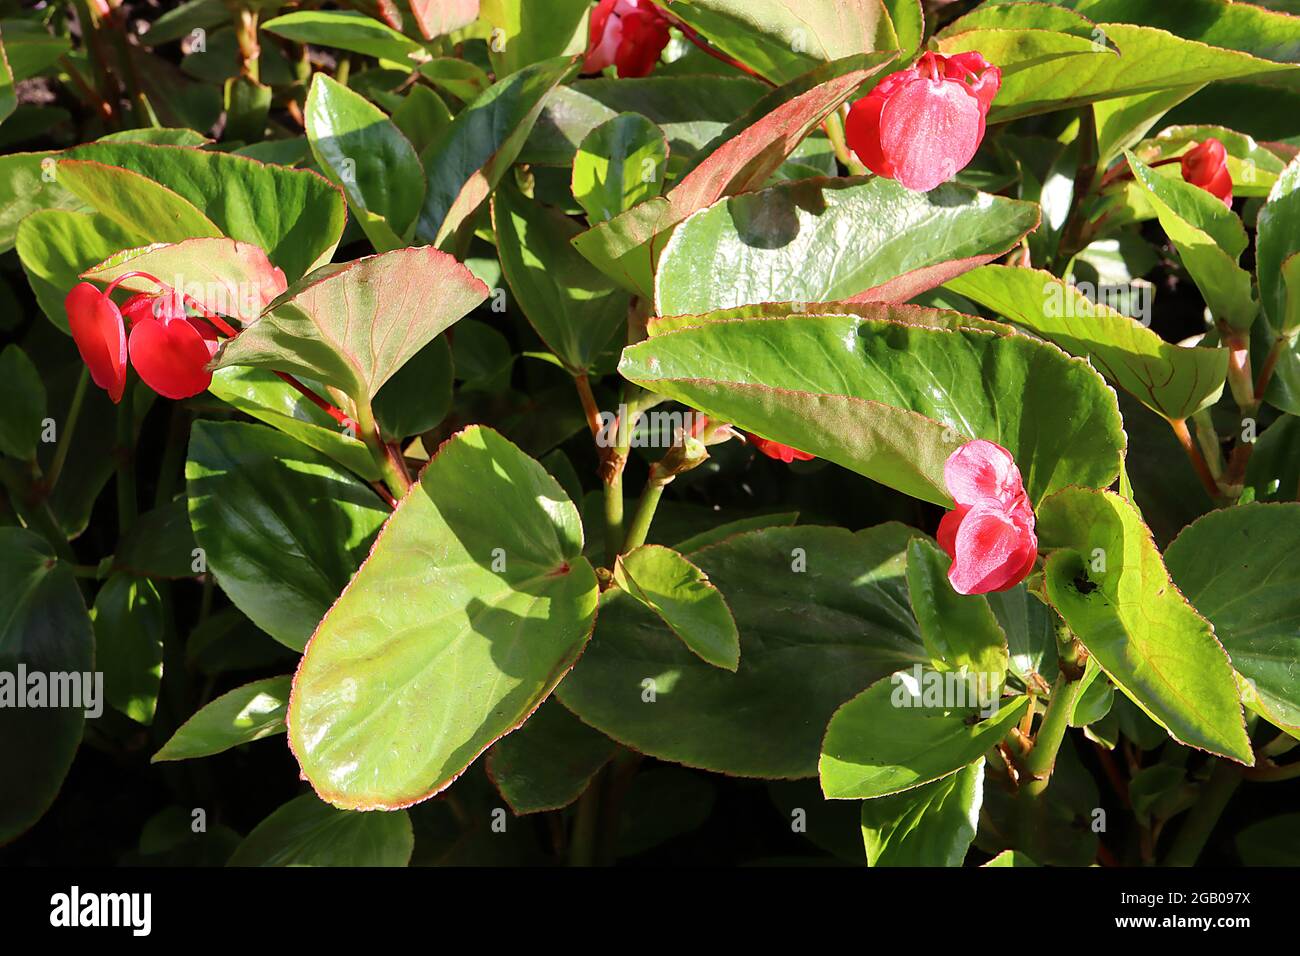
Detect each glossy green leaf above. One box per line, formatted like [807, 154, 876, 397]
[415, 56, 579, 248]
[1126, 151, 1256, 330]
[557, 525, 929, 779]
[0, 528, 93, 845]
[216, 246, 488, 403]
[1166, 503, 1300, 738]
[939, 16, 1297, 123]
[372, 336, 453, 441]
[112, 499, 199, 580]
[206, 367, 378, 481]
[1038, 487, 1252, 764]
[946, 265, 1228, 421]
[614, 544, 740, 672]
[1258, 155, 1300, 335]
[305, 74, 425, 251]
[620, 306, 1125, 507]
[0, 30, 17, 127]
[262, 10, 426, 66]
[478, 0, 588, 76]
[860, 758, 983, 866]
[0, 344, 45, 460]
[54, 158, 221, 245]
[988, 585, 1059, 688]
[390, 84, 453, 156]
[575, 56, 896, 296]
[228, 793, 413, 867]
[186, 422, 389, 651]
[288, 426, 599, 810]
[484, 699, 617, 815]
[83, 236, 289, 325]
[91, 574, 164, 725]
[492, 177, 627, 373]
[819, 673, 1028, 799]
[906, 539, 1009, 685]
[572, 113, 668, 224]
[668, 0, 903, 85]
[418, 57, 492, 102]
[655, 177, 1041, 314]
[154, 676, 292, 762]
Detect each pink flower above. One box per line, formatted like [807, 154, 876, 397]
[584, 0, 671, 78]
[845, 51, 1001, 193]
[936, 440, 1037, 595]
[748, 434, 814, 464]
[1180, 138, 1233, 206]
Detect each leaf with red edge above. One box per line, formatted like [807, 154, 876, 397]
[572, 53, 898, 296]
[84, 237, 289, 324]
[214, 246, 488, 403]
[288, 425, 600, 810]
[409, 0, 480, 40]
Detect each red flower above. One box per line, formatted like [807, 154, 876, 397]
[846, 51, 1001, 193]
[584, 0, 671, 78]
[936, 440, 1037, 595]
[748, 434, 814, 464]
[1180, 138, 1233, 206]
[64, 282, 220, 403]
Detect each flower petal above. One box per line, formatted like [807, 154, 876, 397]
[948, 502, 1036, 595]
[877, 75, 984, 192]
[128, 315, 214, 400]
[64, 283, 127, 404]
[943, 439, 1023, 508]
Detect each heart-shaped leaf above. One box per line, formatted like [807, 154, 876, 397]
[215, 246, 488, 403]
[288, 426, 600, 810]
[1038, 487, 1252, 764]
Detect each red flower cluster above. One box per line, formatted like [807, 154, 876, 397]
[65, 278, 221, 403]
[1180, 138, 1233, 206]
[937, 440, 1037, 595]
[584, 0, 671, 78]
[846, 51, 1001, 193]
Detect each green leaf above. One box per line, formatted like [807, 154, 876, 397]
[206, 366, 379, 481]
[390, 84, 453, 157]
[409, 0, 481, 40]
[1236, 813, 1300, 866]
[262, 10, 426, 67]
[484, 699, 617, 814]
[153, 676, 291, 762]
[288, 426, 599, 810]
[1166, 503, 1300, 738]
[62, 141, 347, 281]
[860, 759, 984, 866]
[906, 539, 1009, 685]
[1133, 124, 1286, 199]
[186, 421, 389, 651]
[478, 0, 588, 77]
[305, 74, 425, 251]
[0, 344, 45, 460]
[572, 112, 669, 224]
[215, 246, 488, 404]
[1126, 151, 1256, 330]
[0, 528, 93, 844]
[939, 16, 1297, 123]
[614, 544, 740, 672]
[0, 30, 16, 127]
[227, 793, 414, 866]
[372, 336, 453, 441]
[619, 305, 1125, 507]
[616, 766, 716, 857]
[1038, 487, 1252, 764]
[91, 574, 164, 725]
[0, 21, 69, 82]
[671, 511, 799, 554]
[418, 57, 492, 102]
[557, 525, 929, 779]
[667, 0, 904, 85]
[83, 236, 289, 325]
[1094, 89, 1204, 172]
[112, 499, 199, 579]
[492, 177, 627, 373]
[415, 56, 579, 248]
[1257, 155, 1300, 335]
[16, 210, 144, 332]
[574, 55, 897, 296]
[983, 849, 1038, 867]
[54, 158, 221, 244]
[987, 585, 1059, 688]
[655, 177, 1041, 314]
[946, 265, 1228, 421]
[820, 673, 1028, 799]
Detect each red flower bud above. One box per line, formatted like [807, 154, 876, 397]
[936, 440, 1036, 595]
[64, 283, 128, 404]
[748, 434, 815, 464]
[1180, 138, 1233, 206]
[846, 51, 1001, 193]
[584, 0, 671, 79]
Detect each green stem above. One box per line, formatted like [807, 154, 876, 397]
[1163, 759, 1243, 866]
[1021, 671, 1085, 799]
[568, 770, 605, 867]
[603, 471, 624, 566]
[355, 399, 410, 501]
[116, 388, 137, 535]
[0, 459, 74, 562]
[622, 467, 667, 553]
[44, 367, 88, 498]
